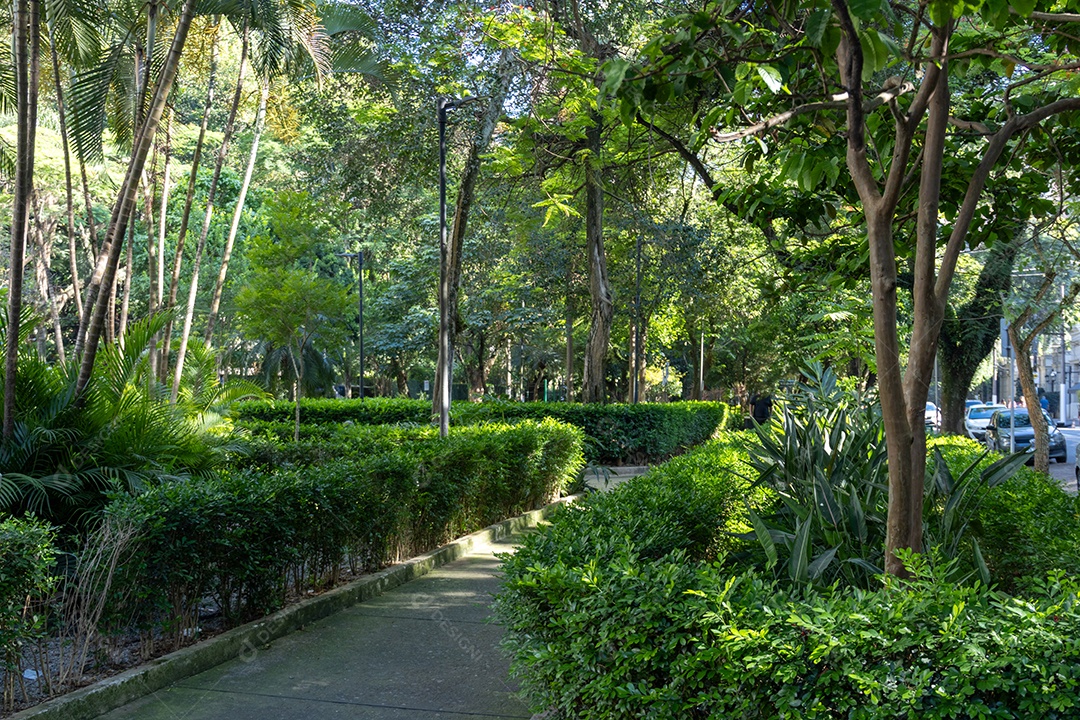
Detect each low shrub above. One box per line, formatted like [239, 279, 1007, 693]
[501, 549, 1080, 719]
[231, 398, 739, 465]
[107, 419, 584, 639]
[0, 516, 56, 689]
[498, 427, 1080, 718]
[930, 435, 1080, 592]
[233, 397, 428, 426]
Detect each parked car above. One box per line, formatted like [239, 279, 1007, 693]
[965, 399, 983, 410]
[985, 408, 1067, 462]
[924, 403, 941, 431]
[965, 404, 1007, 441]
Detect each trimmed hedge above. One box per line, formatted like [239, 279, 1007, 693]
[497, 435, 1080, 719]
[232, 398, 741, 464]
[107, 419, 584, 630]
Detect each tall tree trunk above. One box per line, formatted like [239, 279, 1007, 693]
[433, 49, 516, 420]
[5, 0, 40, 437]
[1008, 278, 1080, 473]
[1012, 327, 1049, 473]
[581, 116, 612, 404]
[161, 30, 218, 381]
[938, 229, 1019, 433]
[171, 26, 248, 403]
[75, 0, 197, 396]
[150, 114, 172, 379]
[117, 223, 134, 346]
[50, 36, 82, 326]
[157, 115, 171, 312]
[565, 256, 574, 402]
[205, 78, 267, 346]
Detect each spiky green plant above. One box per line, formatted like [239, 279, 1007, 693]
[0, 313, 265, 525]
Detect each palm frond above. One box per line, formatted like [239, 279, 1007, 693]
[45, 0, 104, 66]
[69, 41, 128, 162]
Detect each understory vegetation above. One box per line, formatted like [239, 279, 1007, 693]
[0, 403, 605, 710]
[497, 372, 1080, 719]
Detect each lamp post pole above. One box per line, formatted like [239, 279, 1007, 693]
[437, 97, 454, 437]
[337, 249, 364, 399]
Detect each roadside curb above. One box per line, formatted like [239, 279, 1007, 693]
[9, 494, 581, 720]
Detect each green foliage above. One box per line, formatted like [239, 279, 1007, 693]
[744, 364, 888, 586]
[106, 419, 584, 632]
[743, 365, 1033, 588]
[930, 435, 1080, 593]
[502, 546, 1080, 719]
[232, 398, 740, 464]
[0, 516, 57, 665]
[0, 314, 253, 526]
[498, 430, 1080, 719]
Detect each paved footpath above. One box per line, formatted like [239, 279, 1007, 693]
[98, 534, 533, 720]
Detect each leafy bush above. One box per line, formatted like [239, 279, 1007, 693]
[502, 547, 1080, 719]
[742, 364, 1029, 588]
[931, 435, 1080, 592]
[232, 398, 739, 464]
[0, 314, 263, 527]
[233, 397, 429, 426]
[744, 365, 888, 587]
[106, 419, 584, 640]
[498, 420, 1080, 718]
[0, 516, 56, 678]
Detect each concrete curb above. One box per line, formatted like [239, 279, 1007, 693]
[10, 494, 581, 720]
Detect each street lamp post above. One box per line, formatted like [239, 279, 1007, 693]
[436, 95, 482, 435]
[437, 97, 456, 438]
[338, 249, 364, 399]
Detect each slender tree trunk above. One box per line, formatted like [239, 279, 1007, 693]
[161, 30, 218, 381]
[582, 116, 612, 404]
[157, 115, 170, 312]
[118, 223, 134, 346]
[32, 203, 65, 363]
[290, 349, 304, 442]
[433, 49, 516, 419]
[50, 37, 82, 327]
[5, 0, 40, 437]
[157, 117, 170, 313]
[150, 114, 172, 379]
[75, 0, 198, 396]
[171, 26, 247, 403]
[1011, 328, 1049, 473]
[205, 78, 267, 346]
[565, 257, 574, 402]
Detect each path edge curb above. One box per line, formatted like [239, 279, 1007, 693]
[10, 493, 582, 720]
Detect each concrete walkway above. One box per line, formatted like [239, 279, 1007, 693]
[97, 534, 532, 720]
[92, 467, 652, 720]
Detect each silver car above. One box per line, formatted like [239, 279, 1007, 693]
[965, 404, 1007, 441]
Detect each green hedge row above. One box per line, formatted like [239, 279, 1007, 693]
[106, 419, 584, 631]
[497, 436, 1080, 719]
[232, 398, 741, 465]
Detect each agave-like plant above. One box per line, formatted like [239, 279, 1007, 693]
[744, 361, 1031, 589]
[743, 362, 889, 588]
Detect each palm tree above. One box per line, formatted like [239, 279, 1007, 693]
[74, 0, 197, 396]
[5, 0, 41, 438]
[203, 0, 383, 347]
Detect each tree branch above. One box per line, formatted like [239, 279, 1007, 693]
[934, 96, 1080, 305]
[708, 82, 913, 143]
[1012, 8, 1080, 22]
